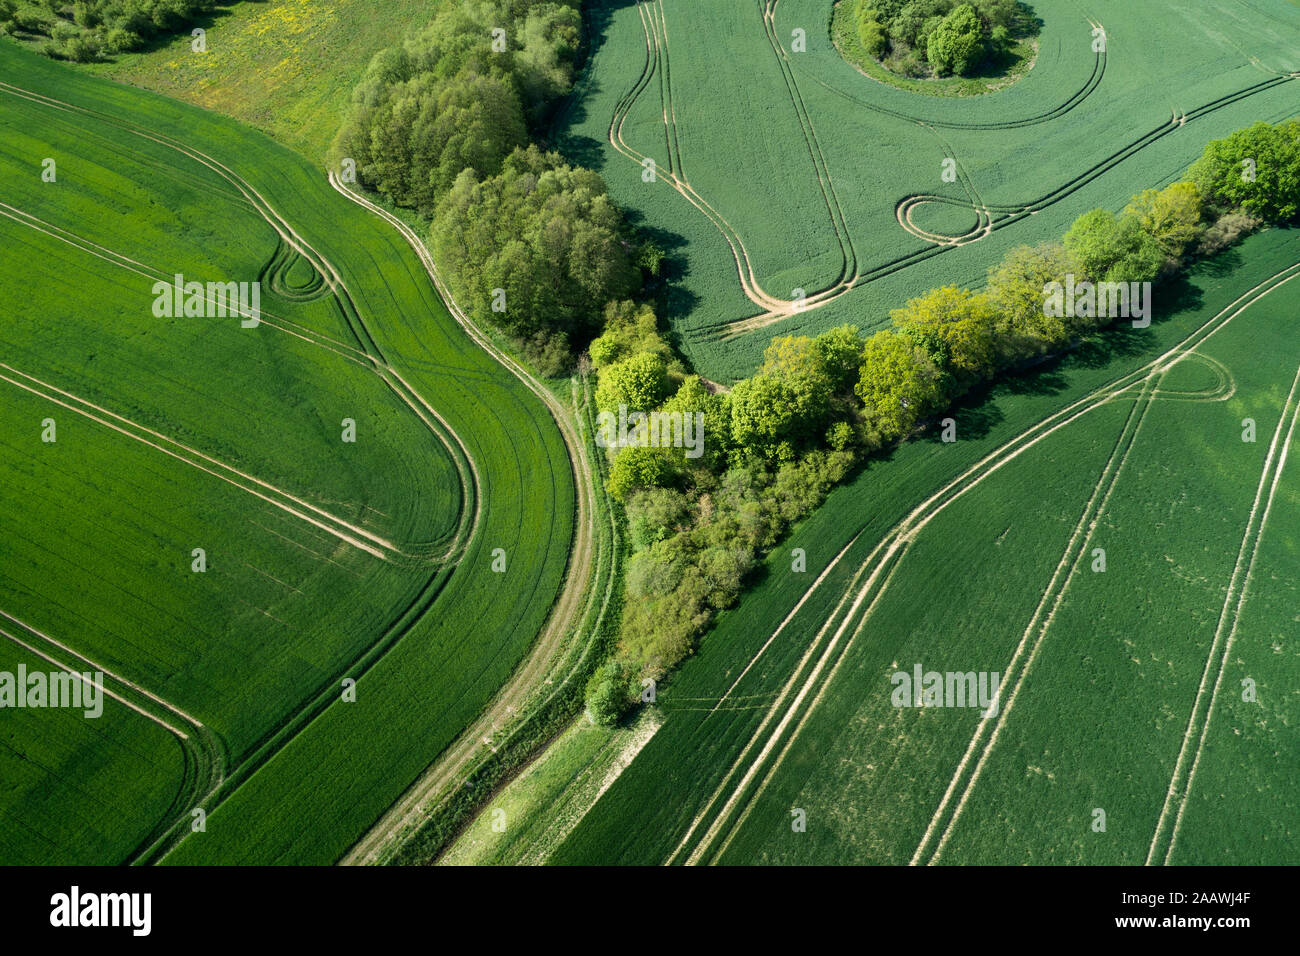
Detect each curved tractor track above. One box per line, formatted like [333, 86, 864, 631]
[328, 178, 608, 867]
[0, 78, 593, 865]
[664, 259, 1300, 865]
[605, 5, 1295, 341]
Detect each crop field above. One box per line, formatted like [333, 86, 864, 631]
[551, 225, 1300, 865]
[559, 0, 1300, 380]
[0, 39, 575, 864]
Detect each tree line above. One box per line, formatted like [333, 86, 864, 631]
[585, 119, 1300, 724]
[853, 0, 1031, 78]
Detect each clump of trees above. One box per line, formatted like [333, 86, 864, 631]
[335, 2, 581, 216]
[431, 146, 642, 373]
[338, 0, 656, 374]
[852, 0, 1029, 78]
[0, 0, 220, 61]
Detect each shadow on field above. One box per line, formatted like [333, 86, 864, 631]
[549, 0, 699, 367]
[546, 0, 640, 171]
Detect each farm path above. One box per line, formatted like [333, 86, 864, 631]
[331, 178, 607, 867]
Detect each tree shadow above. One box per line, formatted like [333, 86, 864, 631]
[64, 1, 254, 63]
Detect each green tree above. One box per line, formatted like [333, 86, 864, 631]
[856, 2, 890, 56]
[660, 376, 731, 469]
[1063, 208, 1165, 284]
[926, 3, 986, 76]
[985, 242, 1075, 357]
[606, 445, 675, 501]
[811, 325, 866, 395]
[1124, 181, 1204, 257]
[729, 374, 801, 459]
[854, 330, 945, 441]
[587, 300, 672, 369]
[1189, 120, 1300, 223]
[890, 286, 998, 383]
[595, 352, 670, 414]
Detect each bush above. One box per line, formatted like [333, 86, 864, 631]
[584, 661, 632, 726]
[104, 27, 142, 52]
[64, 35, 102, 63]
[1197, 210, 1262, 256]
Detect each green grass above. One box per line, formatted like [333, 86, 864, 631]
[560, 0, 1300, 380]
[0, 647, 186, 864]
[76, 0, 448, 165]
[0, 37, 574, 864]
[550, 226, 1300, 865]
[438, 717, 617, 866]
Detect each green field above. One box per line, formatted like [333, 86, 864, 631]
[557, 0, 1300, 380]
[0, 37, 574, 864]
[550, 226, 1300, 865]
[77, 0, 448, 164]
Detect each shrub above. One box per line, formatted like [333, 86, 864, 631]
[1197, 210, 1262, 256]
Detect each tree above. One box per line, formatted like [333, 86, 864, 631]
[729, 374, 801, 459]
[985, 242, 1075, 356]
[606, 445, 675, 500]
[811, 325, 866, 395]
[856, 2, 889, 57]
[513, 3, 582, 124]
[1063, 208, 1165, 284]
[759, 335, 835, 432]
[587, 300, 672, 369]
[890, 286, 998, 383]
[1124, 181, 1204, 257]
[661, 376, 732, 469]
[1189, 120, 1300, 223]
[926, 3, 986, 76]
[854, 330, 945, 441]
[594, 352, 670, 414]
